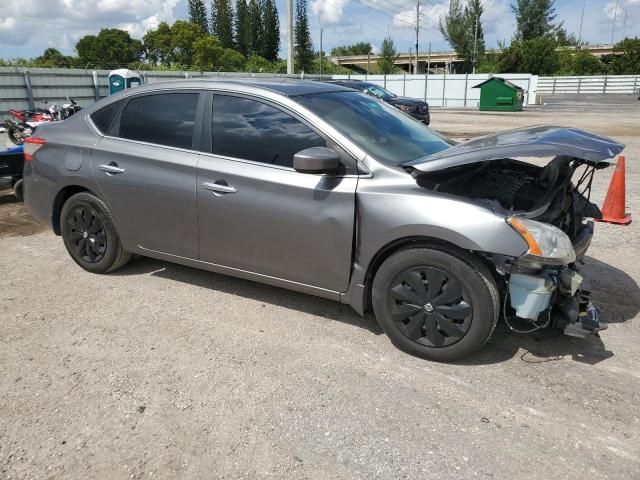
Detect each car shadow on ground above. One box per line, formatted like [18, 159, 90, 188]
[112, 254, 639, 366]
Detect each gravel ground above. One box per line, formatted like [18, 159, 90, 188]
[1, 98, 639, 479]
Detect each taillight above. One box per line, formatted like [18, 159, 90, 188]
[23, 137, 46, 161]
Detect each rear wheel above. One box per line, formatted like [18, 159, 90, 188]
[60, 192, 131, 273]
[372, 247, 499, 362]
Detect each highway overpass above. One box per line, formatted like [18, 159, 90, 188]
[330, 44, 617, 74]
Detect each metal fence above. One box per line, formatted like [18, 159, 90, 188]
[2, 67, 640, 118]
[537, 75, 640, 95]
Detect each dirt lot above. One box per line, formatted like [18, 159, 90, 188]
[1, 98, 639, 479]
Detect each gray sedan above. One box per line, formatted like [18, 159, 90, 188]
[23, 79, 622, 361]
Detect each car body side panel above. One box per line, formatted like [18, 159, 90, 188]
[197, 154, 358, 291]
[23, 119, 103, 230]
[341, 164, 529, 313]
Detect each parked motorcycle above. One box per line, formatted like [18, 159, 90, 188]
[3, 97, 81, 145]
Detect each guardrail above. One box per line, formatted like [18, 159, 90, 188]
[537, 75, 640, 95]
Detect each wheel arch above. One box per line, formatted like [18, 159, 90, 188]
[359, 236, 498, 314]
[51, 185, 94, 235]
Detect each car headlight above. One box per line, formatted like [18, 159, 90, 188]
[507, 217, 576, 264]
[397, 104, 416, 113]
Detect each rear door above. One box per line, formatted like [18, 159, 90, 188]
[196, 92, 358, 292]
[90, 91, 204, 258]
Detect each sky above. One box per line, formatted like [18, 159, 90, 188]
[0, 0, 638, 60]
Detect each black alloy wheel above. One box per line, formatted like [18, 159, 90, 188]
[389, 266, 472, 347]
[66, 205, 107, 263]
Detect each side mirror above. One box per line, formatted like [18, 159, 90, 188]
[293, 147, 340, 173]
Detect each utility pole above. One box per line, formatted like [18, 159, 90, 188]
[611, 0, 619, 44]
[415, 1, 420, 75]
[622, 8, 628, 39]
[472, 13, 479, 74]
[319, 28, 323, 76]
[578, 0, 586, 44]
[287, 0, 294, 74]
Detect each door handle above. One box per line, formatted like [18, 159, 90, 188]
[202, 181, 237, 194]
[98, 163, 125, 175]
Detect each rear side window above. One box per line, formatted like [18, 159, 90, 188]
[91, 100, 124, 134]
[118, 93, 199, 149]
[211, 95, 325, 167]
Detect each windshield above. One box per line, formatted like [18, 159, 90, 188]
[366, 85, 395, 100]
[296, 91, 453, 166]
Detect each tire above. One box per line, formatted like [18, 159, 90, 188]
[60, 192, 131, 273]
[12, 178, 24, 202]
[372, 246, 499, 362]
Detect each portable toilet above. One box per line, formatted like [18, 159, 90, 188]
[108, 69, 142, 95]
[473, 77, 524, 111]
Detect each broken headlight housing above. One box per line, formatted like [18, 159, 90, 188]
[507, 217, 576, 265]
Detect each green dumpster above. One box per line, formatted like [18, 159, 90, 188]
[108, 69, 142, 95]
[473, 77, 524, 111]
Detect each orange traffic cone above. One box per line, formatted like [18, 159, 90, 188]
[596, 155, 631, 225]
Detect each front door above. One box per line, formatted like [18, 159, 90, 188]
[90, 91, 202, 258]
[197, 93, 357, 292]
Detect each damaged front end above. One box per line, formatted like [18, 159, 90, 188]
[404, 125, 625, 337]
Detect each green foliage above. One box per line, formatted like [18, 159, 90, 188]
[512, 0, 560, 40]
[34, 48, 77, 68]
[331, 42, 373, 56]
[234, 0, 250, 56]
[143, 22, 174, 66]
[498, 37, 558, 74]
[194, 36, 244, 70]
[439, 0, 485, 72]
[244, 55, 274, 72]
[261, 0, 280, 62]
[608, 37, 640, 74]
[247, 0, 263, 56]
[170, 20, 205, 66]
[76, 28, 142, 68]
[211, 0, 234, 48]
[294, 0, 314, 72]
[377, 37, 400, 74]
[188, 0, 209, 33]
[556, 49, 606, 75]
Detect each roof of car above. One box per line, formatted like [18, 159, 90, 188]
[123, 78, 353, 97]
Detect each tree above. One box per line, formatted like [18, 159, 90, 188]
[377, 37, 399, 74]
[211, 0, 234, 48]
[193, 35, 244, 70]
[331, 42, 372, 56]
[512, 0, 561, 41]
[170, 20, 206, 66]
[188, 0, 209, 33]
[245, 54, 274, 72]
[294, 0, 314, 72]
[143, 22, 174, 66]
[557, 49, 605, 75]
[439, 0, 484, 72]
[34, 48, 76, 68]
[247, 0, 263, 55]
[234, 0, 250, 56]
[608, 37, 640, 74]
[498, 37, 558, 74]
[261, 0, 280, 61]
[76, 29, 142, 68]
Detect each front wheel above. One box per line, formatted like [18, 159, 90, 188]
[372, 247, 499, 362]
[60, 192, 131, 273]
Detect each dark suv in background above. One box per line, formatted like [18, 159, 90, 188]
[326, 80, 430, 125]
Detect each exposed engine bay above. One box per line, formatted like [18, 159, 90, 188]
[414, 156, 604, 241]
[413, 155, 610, 338]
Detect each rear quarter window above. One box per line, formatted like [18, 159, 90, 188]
[90, 100, 125, 134]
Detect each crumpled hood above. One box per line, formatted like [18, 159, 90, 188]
[403, 125, 625, 173]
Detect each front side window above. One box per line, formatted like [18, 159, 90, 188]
[296, 91, 453, 166]
[118, 93, 199, 149]
[211, 95, 325, 167]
